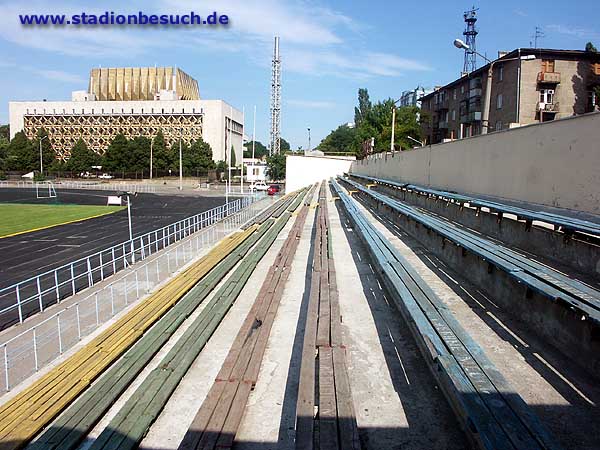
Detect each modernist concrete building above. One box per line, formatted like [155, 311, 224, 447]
[420, 49, 600, 144]
[8, 67, 244, 164]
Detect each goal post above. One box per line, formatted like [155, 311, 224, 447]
[36, 181, 57, 199]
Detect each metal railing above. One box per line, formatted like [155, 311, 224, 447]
[0, 199, 265, 392]
[0, 196, 258, 329]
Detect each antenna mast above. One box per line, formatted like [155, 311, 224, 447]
[531, 26, 544, 48]
[269, 36, 282, 155]
[462, 6, 479, 74]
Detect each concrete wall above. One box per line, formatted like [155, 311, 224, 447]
[351, 112, 600, 214]
[286, 155, 355, 193]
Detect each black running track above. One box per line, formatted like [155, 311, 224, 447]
[0, 188, 228, 327]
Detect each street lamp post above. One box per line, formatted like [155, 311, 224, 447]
[179, 129, 183, 191]
[39, 135, 48, 175]
[453, 39, 535, 134]
[390, 98, 402, 151]
[241, 106, 244, 194]
[307, 128, 311, 152]
[149, 138, 154, 180]
[252, 106, 256, 190]
[407, 135, 423, 147]
[119, 192, 135, 263]
[228, 105, 233, 196]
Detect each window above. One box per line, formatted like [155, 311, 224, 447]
[461, 85, 465, 94]
[539, 89, 554, 104]
[453, 89, 457, 100]
[452, 110, 456, 121]
[495, 121, 502, 131]
[541, 59, 555, 73]
[593, 63, 600, 75]
[498, 65, 503, 81]
[496, 93, 503, 109]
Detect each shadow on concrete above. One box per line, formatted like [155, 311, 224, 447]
[331, 196, 469, 450]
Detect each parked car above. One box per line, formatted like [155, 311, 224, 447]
[267, 184, 281, 196]
[98, 173, 114, 179]
[250, 181, 269, 191]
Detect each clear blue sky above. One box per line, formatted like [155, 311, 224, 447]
[1, 0, 598, 148]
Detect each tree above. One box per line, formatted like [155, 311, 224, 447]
[243, 140, 268, 159]
[266, 153, 285, 181]
[354, 88, 372, 127]
[318, 124, 357, 154]
[151, 130, 173, 173]
[169, 140, 190, 174]
[102, 133, 129, 172]
[585, 42, 597, 52]
[280, 138, 291, 152]
[347, 87, 424, 156]
[66, 138, 100, 172]
[189, 138, 215, 172]
[6, 131, 35, 171]
[230, 145, 237, 168]
[392, 106, 422, 150]
[180, 138, 215, 175]
[0, 125, 9, 141]
[215, 160, 228, 180]
[0, 134, 8, 171]
[128, 136, 151, 172]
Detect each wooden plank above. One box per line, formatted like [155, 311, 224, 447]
[214, 381, 253, 449]
[317, 347, 339, 450]
[332, 347, 360, 450]
[179, 382, 227, 450]
[197, 381, 240, 450]
[295, 250, 321, 450]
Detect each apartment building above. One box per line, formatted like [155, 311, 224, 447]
[421, 48, 600, 144]
[399, 86, 433, 108]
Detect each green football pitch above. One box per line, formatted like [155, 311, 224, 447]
[0, 203, 125, 238]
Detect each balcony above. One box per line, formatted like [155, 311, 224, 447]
[459, 111, 482, 123]
[469, 88, 482, 98]
[537, 72, 561, 84]
[537, 102, 560, 112]
[469, 111, 482, 122]
[469, 78, 483, 90]
[434, 99, 449, 111]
